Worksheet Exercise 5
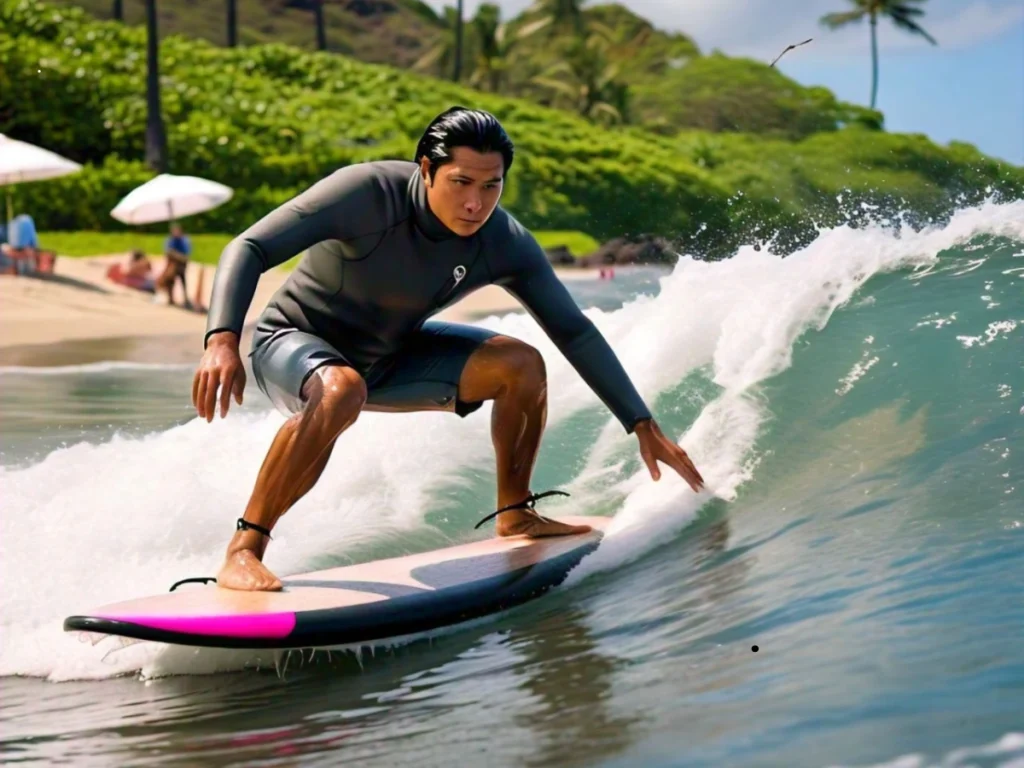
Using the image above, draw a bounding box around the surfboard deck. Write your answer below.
[63,516,607,650]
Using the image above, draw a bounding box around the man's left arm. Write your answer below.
[494,227,704,491]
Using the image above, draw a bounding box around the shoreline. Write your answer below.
[0,253,599,367]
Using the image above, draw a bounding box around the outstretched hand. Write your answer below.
[634,418,705,493]
[192,331,246,421]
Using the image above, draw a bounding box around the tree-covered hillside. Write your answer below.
[2,0,1020,259]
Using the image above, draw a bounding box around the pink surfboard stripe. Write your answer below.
[98,612,297,638]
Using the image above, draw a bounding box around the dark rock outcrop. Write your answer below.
[545,234,678,268]
[544,245,576,266]
[581,234,677,266]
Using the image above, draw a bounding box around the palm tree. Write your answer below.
[144,0,167,172]
[519,0,587,39]
[313,0,327,51]
[820,0,936,108]
[284,0,328,51]
[532,36,629,123]
[226,0,238,47]
[412,6,462,81]
[468,4,518,92]
[586,17,653,68]
[453,0,463,81]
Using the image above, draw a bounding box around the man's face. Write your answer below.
[170,224,182,237]
[421,147,504,237]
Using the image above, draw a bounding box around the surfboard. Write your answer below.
[63,516,607,650]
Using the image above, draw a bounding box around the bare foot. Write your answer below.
[216,549,283,591]
[496,511,592,538]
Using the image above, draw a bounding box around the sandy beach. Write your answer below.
[0,253,595,366]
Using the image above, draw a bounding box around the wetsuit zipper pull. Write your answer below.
[444,265,466,298]
[452,265,466,289]
[432,265,468,312]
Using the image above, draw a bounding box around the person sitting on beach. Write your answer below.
[192,106,705,591]
[0,214,56,276]
[107,249,155,292]
[126,249,153,281]
[0,221,11,275]
[154,222,193,307]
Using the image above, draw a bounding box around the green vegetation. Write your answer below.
[532,230,601,256]
[0,0,736,251]
[2,0,1021,262]
[38,229,596,266]
[638,53,884,138]
[48,0,884,137]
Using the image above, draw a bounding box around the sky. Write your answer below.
[423,0,1024,165]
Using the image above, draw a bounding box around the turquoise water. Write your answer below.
[1,204,1022,767]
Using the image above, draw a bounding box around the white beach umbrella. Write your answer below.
[0,133,83,222]
[110,173,234,225]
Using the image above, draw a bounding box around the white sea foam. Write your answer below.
[0,361,193,376]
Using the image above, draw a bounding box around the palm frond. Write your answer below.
[595,63,620,88]
[820,9,867,28]
[589,102,622,122]
[586,20,618,42]
[536,60,573,78]
[891,6,925,17]
[891,15,937,44]
[412,43,447,71]
[515,17,551,38]
[627,27,653,49]
[531,76,579,98]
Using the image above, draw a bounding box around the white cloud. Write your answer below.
[421,0,1024,62]
[931,0,1024,47]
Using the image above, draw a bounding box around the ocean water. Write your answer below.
[0,203,1022,767]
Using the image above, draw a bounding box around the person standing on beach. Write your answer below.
[192,106,705,591]
[155,222,192,307]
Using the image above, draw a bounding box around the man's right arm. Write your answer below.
[203,165,378,348]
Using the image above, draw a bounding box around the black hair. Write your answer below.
[414,106,514,181]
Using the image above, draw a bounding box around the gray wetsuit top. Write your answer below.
[205,160,652,433]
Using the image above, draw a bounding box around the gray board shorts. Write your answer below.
[249,321,498,419]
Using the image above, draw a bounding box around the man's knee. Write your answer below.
[487,338,547,392]
[303,364,367,430]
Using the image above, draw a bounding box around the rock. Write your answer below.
[544,244,576,266]
[579,234,677,267]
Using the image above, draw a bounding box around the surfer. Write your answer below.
[192,106,705,591]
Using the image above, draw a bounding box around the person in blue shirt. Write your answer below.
[9,214,39,250]
[1,214,41,275]
[156,222,192,307]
